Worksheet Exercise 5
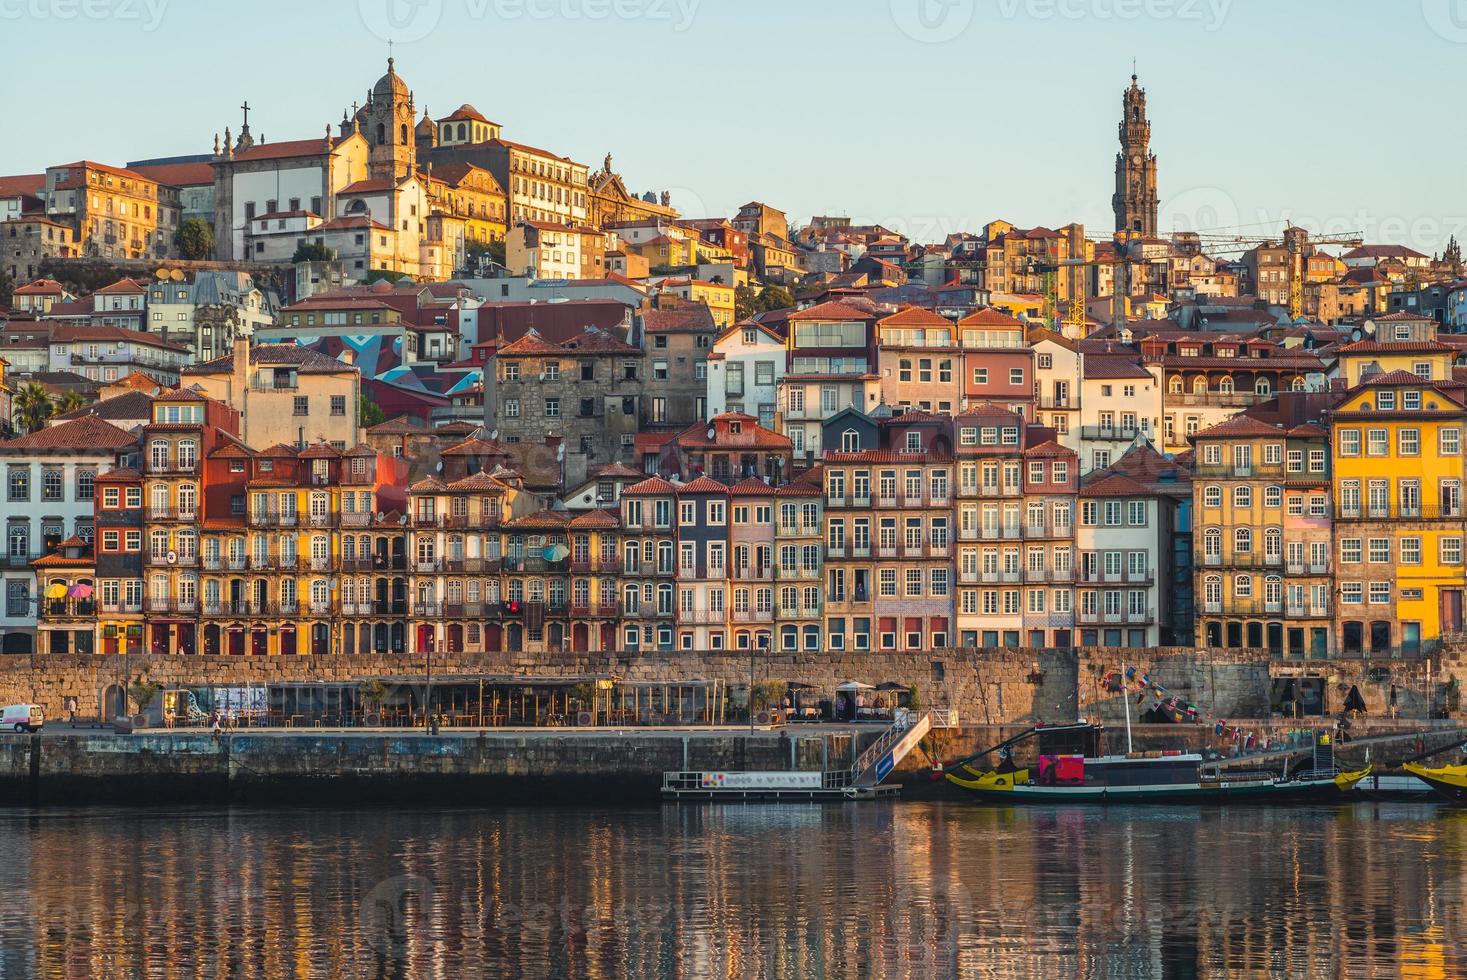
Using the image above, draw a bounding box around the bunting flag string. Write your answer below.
[1099,665,1276,751]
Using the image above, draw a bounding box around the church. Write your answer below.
[211,59,466,281]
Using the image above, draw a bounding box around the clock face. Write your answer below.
[1132,154,1142,166]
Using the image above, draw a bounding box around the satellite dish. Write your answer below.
[154,268,170,280]
[327,578,337,589]
[167,551,178,564]
[375,512,385,522]
[170,269,185,282]
[398,515,408,525]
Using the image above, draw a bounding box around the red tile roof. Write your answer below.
[787,301,875,321]
[0,416,137,452]
[643,305,716,334]
[129,162,215,187]
[1078,473,1152,498]
[878,306,952,327]
[730,477,777,496]
[569,508,620,529]
[0,174,44,198]
[957,307,1025,328]
[623,476,678,496]
[678,476,729,495]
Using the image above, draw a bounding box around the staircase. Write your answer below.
[850,711,934,789]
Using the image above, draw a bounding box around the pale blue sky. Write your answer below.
[4,0,1465,251]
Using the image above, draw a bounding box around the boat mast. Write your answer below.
[1122,663,1134,755]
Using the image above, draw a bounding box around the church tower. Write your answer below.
[1113,73,1158,239]
[361,57,417,180]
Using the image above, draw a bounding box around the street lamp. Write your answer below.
[748,632,770,733]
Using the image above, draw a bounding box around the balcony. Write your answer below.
[305,511,337,528]
[679,608,725,626]
[1335,505,1461,522]
[145,550,198,568]
[731,608,771,623]
[1198,552,1282,570]
[1169,392,1262,409]
[144,459,197,476]
[1286,604,1332,618]
[144,507,196,522]
[1192,462,1287,479]
[978,526,1025,541]
[248,510,300,528]
[733,566,773,581]
[1024,568,1075,584]
[307,557,333,572]
[1076,567,1153,584]
[1079,426,1145,443]
[443,513,502,530]
[340,511,372,528]
[1077,607,1155,626]
[42,599,97,619]
[413,601,443,617]
[144,596,199,615]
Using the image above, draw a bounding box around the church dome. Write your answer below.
[415,108,435,137]
[372,57,410,101]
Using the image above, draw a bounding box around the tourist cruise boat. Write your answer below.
[1402,761,1467,801]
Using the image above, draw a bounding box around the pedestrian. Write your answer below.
[64,696,77,726]
[211,709,222,740]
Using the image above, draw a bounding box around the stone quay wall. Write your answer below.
[2,646,1463,727]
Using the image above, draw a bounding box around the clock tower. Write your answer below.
[1113,73,1158,239]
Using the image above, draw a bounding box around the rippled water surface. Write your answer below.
[0,801,1462,978]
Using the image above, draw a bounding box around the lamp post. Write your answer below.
[748,633,770,733]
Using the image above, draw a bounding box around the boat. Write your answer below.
[944,723,1371,804]
[1402,761,1467,801]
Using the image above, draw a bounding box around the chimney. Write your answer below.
[233,325,252,440]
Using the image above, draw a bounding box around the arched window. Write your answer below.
[375,123,386,145]
[841,429,860,452]
[1218,377,1235,394]
[457,123,466,141]
[400,124,408,145]
[1204,575,1221,604]
[1192,376,1207,394]
[1255,378,1272,396]
[1292,376,1306,391]
[1169,377,1183,394]
[1265,575,1282,606]
[1203,527,1221,556]
[1264,528,1282,560]
[1235,527,1252,553]
[1203,485,1222,508]
[1234,574,1253,598]
[1233,485,1252,508]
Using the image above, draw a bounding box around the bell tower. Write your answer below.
[362,57,417,180]
[1113,72,1158,239]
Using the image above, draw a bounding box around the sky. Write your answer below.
[4,0,1466,253]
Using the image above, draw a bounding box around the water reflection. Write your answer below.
[0,803,1461,978]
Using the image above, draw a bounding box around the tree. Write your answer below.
[292,241,336,263]
[756,284,794,312]
[360,396,386,428]
[735,283,759,322]
[173,218,215,260]
[128,677,161,716]
[13,382,55,434]
[0,268,12,308]
[53,390,87,415]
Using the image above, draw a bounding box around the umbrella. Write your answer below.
[544,544,570,561]
[69,583,93,599]
[875,681,908,692]
[836,681,875,692]
[44,583,68,599]
[785,682,814,690]
[1343,685,1368,713]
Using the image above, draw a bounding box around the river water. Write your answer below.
[0,801,1461,979]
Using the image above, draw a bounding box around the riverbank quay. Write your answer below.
[5,645,1467,730]
[2,719,1461,805]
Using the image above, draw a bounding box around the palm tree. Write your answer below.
[13,382,54,434]
[53,390,87,415]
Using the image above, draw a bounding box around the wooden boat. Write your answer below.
[1402,761,1467,802]
[945,723,1371,804]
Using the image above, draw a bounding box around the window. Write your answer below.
[1399,429,1420,456]
[1401,537,1422,565]
[7,468,28,501]
[1368,538,1390,563]
[972,368,988,385]
[1340,538,1361,564]
[1442,537,1463,565]
[330,396,346,416]
[1340,582,1362,605]
[293,396,308,416]
[1445,428,1463,456]
[1233,486,1252,509]
[41,469,63,501]
[1009,368,1023,385]
[1368,582,1391,605]
[1366,429,1388,456]
[1203,486,1221,508]
[545,398,560,419]
[1339,429,1360,456]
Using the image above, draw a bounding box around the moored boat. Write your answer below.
[945,723,1370,804]
[1402,762,1467,802]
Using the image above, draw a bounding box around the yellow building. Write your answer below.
[1333,311,1456,387]
[1330,371,1467,656]
[1193,415,1334,657]
[651,277,735,328]
[43,160,180,261]
[426,162,507,245]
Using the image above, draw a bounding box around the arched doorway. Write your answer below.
[417,624,435,653]
[572,623,589,652]
[101,684,126,723]
[204,624,221,656]
[548,622,564,650]
[312,623,331,656]
[599,623,616,652]
[486,623,503,652]
[507,624,523,652]
[279,625,297,656]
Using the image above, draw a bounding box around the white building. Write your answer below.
[506,221,594,279]
[1030,330,1083,454]
[1076,473,1165,648]
[47,325,190,386]
[707,322,784,427]
[1078,356,1162,474]
[0,416,138,654]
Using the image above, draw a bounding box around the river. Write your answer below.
[0,801,1461,978]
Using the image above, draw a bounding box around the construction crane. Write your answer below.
[1191,227,1364,322]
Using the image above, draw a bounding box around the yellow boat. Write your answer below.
[1403,762,1467,802]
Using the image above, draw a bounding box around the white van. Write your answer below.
[1,704,43,733]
